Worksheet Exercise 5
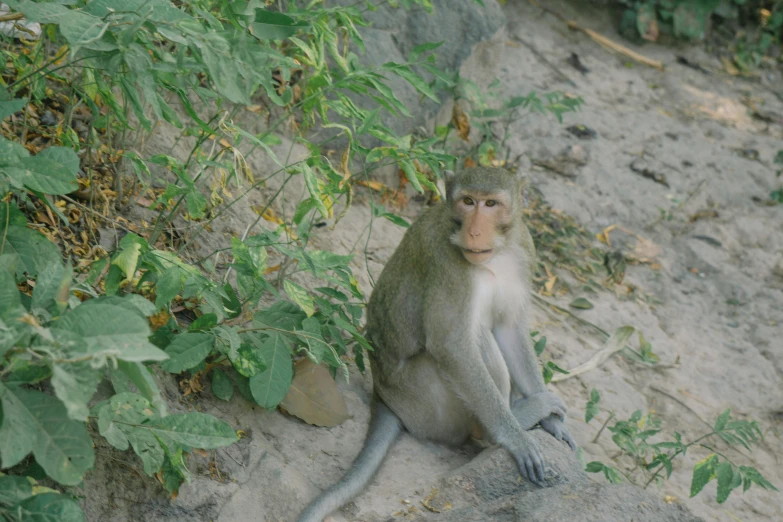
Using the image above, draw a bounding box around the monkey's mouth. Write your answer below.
[463,248,493,255]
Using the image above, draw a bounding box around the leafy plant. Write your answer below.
[619,0,783,54]
[1,0,586,517]
[584,397,778,504]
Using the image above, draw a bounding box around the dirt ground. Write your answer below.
[81,1,783,521]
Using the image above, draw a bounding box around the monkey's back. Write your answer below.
[365,204,461,377]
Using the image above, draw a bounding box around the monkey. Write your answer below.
[296,167,576,522]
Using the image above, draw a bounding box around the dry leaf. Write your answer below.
[280,359,350,427]
[339,146,351,189]
[463,157,477,168]
[720,56,739,76]
[451,102,470,142]
[632,236,660,262]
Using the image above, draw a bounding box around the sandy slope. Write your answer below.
[82,1,783,521]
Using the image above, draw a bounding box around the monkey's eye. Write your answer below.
[485,199,497,207]
[462,197,474,206]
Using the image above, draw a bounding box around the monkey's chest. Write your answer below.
[471,257,527,327]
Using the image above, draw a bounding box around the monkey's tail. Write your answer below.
[297,399,402,522]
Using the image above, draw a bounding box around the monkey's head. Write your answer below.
[444,167,524,265]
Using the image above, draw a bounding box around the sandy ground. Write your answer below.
[82,1,783,521]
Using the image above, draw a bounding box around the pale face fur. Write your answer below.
[449,189,513,265]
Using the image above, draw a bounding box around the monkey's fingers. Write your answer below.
[562,431,577,451]
[518,452,546,486]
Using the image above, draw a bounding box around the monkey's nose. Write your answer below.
[469,230,481,238]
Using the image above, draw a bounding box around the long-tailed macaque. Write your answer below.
[297,167,575,522]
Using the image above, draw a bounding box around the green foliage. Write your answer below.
[529,333,569,384]
[619,0,783,68]
[585,397,777,504]
[585,388,600,423]
[1,0,588,516]
[0,475,85,522]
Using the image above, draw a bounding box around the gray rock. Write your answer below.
[417,482,703,522]
[411,429,702,522]
[329,0,505,137]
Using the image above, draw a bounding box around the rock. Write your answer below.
[416,482,703,522]
[330,0,505,138]
[530,140,590,178]
[410,427,702,522]
[426,430,588,513]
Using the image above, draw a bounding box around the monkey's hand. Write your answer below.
[539,414,577,451]
[507,430,546,485]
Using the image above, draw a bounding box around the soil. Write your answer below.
[80,1,783,521]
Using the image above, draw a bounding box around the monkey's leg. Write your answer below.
[375,354,474,446]
[296,399,402,522]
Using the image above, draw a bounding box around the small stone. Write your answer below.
[41,110,57,126]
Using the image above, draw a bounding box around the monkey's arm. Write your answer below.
[493,323,547,397]
[494,324,577,450]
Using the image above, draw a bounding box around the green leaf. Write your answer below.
[690,453,718,497]
[301,164,329,218]
[249,9,309,40]
[0,474,33,506]
[248,333,293,409]
[283,280,315,317]
[55,304,168,363]
[13,491,86,522]
[546,361,569,375]
[31,260,70,314]
[1,225,61,278]
[145,412,238,449]
[112,242,142,280]
[315,287,348,302]
[5,157,78,195]
[399,159,423,193]
[155,267,183,309]
[116,360,167,416]
[0,269,24,323]
[185,190,208,219]
[160,333,214,374]
[230,341,266,377]
[51,362,103,421]
[569,297,594,309]
[383,62,438,102]
[189,313,218,332]
[716,461,736,503]
[585,388,600,423]
[370,202,409,228]
[212,368,234,401]
[0,98,26,121]
[37,146,80,175]
[533,336,547,355]
[714,408,731,432]
[0,384,95,485]
[410,41,444,61]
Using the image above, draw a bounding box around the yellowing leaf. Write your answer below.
[452,102,470,142]
[283,280,314,317]
[280,359,349,427]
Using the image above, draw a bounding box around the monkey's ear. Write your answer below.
[443,170,455,181]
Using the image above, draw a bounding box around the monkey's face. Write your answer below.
[450,190,512,265]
